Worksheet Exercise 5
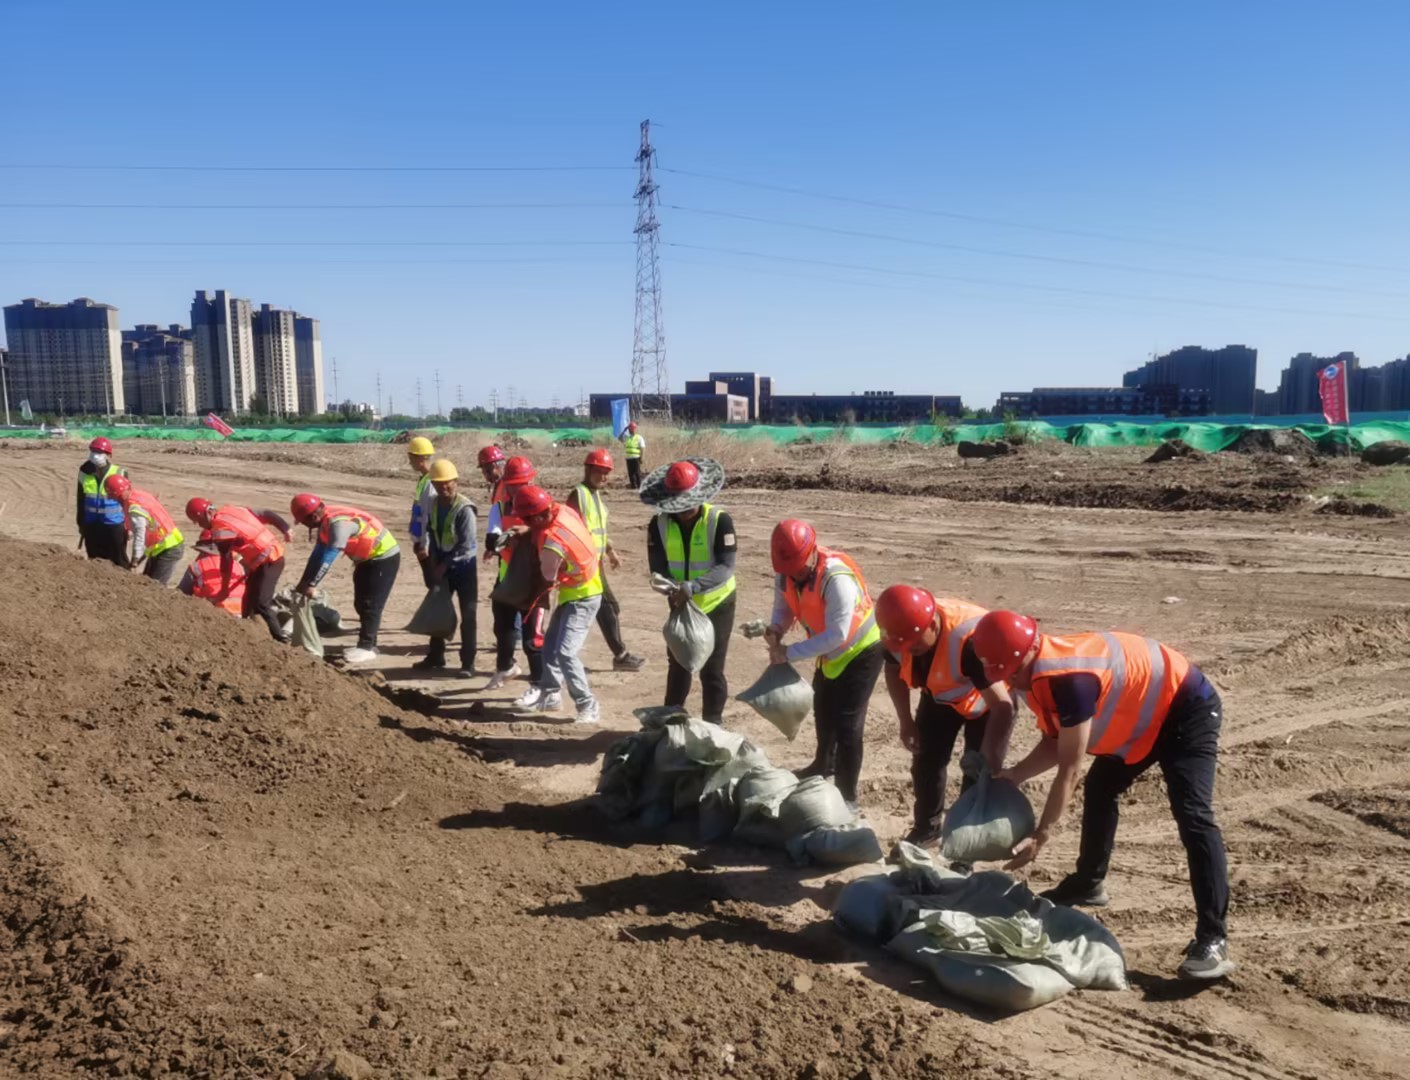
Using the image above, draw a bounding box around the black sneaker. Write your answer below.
[1040,874,1110,908]
[412,656,446,671]
[902,825,941,847]
[1177,938,1236,981]
[612,652,647,672]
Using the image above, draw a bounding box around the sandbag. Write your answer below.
[778,775,854,836]
[940,752,1036,864]
[311,598,342,632]
[887,924,1073,1012]
[489,539,549,610]
[787,823,884,867]
[663,601,715,673]
[288,595,324,659]
[736,663,812,739]
[405,583,458,637]
[833,873,915,942]
[733,766,800,845]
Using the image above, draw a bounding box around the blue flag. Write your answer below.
[611,398,631,439]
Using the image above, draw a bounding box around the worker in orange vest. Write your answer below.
[501,485,603,723]
[179,530,247,616]
[186,497,293,641]
[290,493,401,664]
[104,474,185,586]
[874,585,1016,847]
[974,610,1233,982]
[766,519,885,812]
[483,455,544,691]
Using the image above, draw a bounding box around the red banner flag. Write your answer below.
[1318,361,1350,426]
[203,412,235,437]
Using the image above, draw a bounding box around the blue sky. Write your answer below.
[4,0,1408,413]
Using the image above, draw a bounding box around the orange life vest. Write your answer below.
[210,506,284,567]
[897,597,991,718]
[319,504,394,562]
[1024,631,1192,763]
[126,488,179,550]
[533,504,600,589]
[188,550,246,615]
[781,545,879,676]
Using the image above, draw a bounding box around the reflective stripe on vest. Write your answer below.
[431,494,468,553]
[410,473,432,540]
[574,484,609,555]
[657,503,736,614]
[128,489,183,556]
[1028,631,1190,763]
[539,504,602,602]
[211,506,284,567]
[901,598,991,718]
[623,433,644,458]
[80,465,126,525]
[190,553,245,615]
[495,498,520,582]
[782,547,881,679]
[321,504,398,562]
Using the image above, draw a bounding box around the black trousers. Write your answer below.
[352,551,400,649]
[243,557,286,640]
[143,545,184,587]
[595,565,627,658]
[805,642,885,804]
[626,458,642,488]
[664,594,735,722]
[1074,679,1230,943]
[493,598,546,682]
[911,697,986,833]
[82,523,128,567]
[427,558,478,667]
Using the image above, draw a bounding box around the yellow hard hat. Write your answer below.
[428,459,459,482]
[408,436,435,456]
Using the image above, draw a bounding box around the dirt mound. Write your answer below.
[1144,439,1205,464]
[1225,427,1323,457]
[1215,613,1410,683]
[1360,440,1410,466]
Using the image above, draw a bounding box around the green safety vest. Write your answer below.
[623,433,644,459]
[431,494,469,553]
[131,504,184,558]
[410,473,432,541]
[80,465,127,525]
[574,483,609,555]
[657,503,736,614]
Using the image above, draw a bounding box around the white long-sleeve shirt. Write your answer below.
[770,571,860,664]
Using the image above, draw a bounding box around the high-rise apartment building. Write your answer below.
[2,297,124,415]
[293,314,324,416]
[121,324,197,417]
[251,303,300,416]
[191,290,256,415]
[1122,345,1257,416]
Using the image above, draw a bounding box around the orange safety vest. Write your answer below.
[126,488,179,550]
[533,504,600,589]
[210,506,284,568]
[319,504,394,562]
[897,597,991,719]
[188,550,246,615]
[1024,631,1192,763]
[781,546,880,678]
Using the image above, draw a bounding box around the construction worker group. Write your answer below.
[75,431,1233,982]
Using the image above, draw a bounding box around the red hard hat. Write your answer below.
[103,473,132,500]
[290,492,324,525]
[585,448,614,471]
[89,437,113,454]
[478,445,506,467]
[876,585,938,651]
[770,519,817,575]
[971,610,1039,682]
[185,497,213,524]
[627,422,637,432]
[513,484,553,519]
[502,456,537,487]
[664,461,699,493]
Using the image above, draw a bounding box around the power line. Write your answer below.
[0,239,629,248]
[0,163,631,173]
[0,201,630,210]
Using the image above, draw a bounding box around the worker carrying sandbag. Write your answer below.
[642,459,736,726]
[178,530,246,616]
[186,497,293,642]
[974,610,1234,982]
[483,455,547,691]
[765,519,885,814]
[413,459,479,676]
[874,586,1017,848]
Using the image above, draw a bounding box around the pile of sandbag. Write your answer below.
[597,707,884,867]
[834,843,1127,1012]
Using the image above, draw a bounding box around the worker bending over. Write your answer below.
[566,449,646,672]
[76,437,127,566]
[974,610,1234,982]
[767,520,884,812]
[483,455,544,691]
[104,474,185,586]
[185,498,292,641]
[415,459,479,676]
[179,530,246,615]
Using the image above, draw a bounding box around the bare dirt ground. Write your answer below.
[1,436,1408,1080]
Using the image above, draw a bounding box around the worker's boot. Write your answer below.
[413,648,446,671]
[612,652,647,672]
[485,664,521,691]
[1177,938,1236,981]
[1040,874,1110,908]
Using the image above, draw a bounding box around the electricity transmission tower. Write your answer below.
[630,119,670,420]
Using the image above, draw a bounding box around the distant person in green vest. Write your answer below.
[76,437,128,566]
[415,459,479,676]
[642,458,736,725]
[405,435,437,585]
[565,448,646,673]
[104,474,185,586]
[622,422,646,489]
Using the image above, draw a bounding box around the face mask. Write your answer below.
[89,452,109,468]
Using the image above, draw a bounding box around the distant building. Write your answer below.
[250,304,300,416]
[2,297,124,415]
[1275,352,1358,415]
[589,392,748,423]
[996,385,1210,418]
[1122,345,1256,415]
[121,324,197,417]
[293,314,324,416]
[768,390,962,423]
[1359,355,1410,412]
[191,290,257,415]
[704,371,772,421]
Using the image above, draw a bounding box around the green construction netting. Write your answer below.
[5,421,1408,452]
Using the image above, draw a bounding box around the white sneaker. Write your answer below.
[514,686,544,709]
[574,700,601,725]
[485,664,521,691]
[343,646,378,664]
[534,691,563,713]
